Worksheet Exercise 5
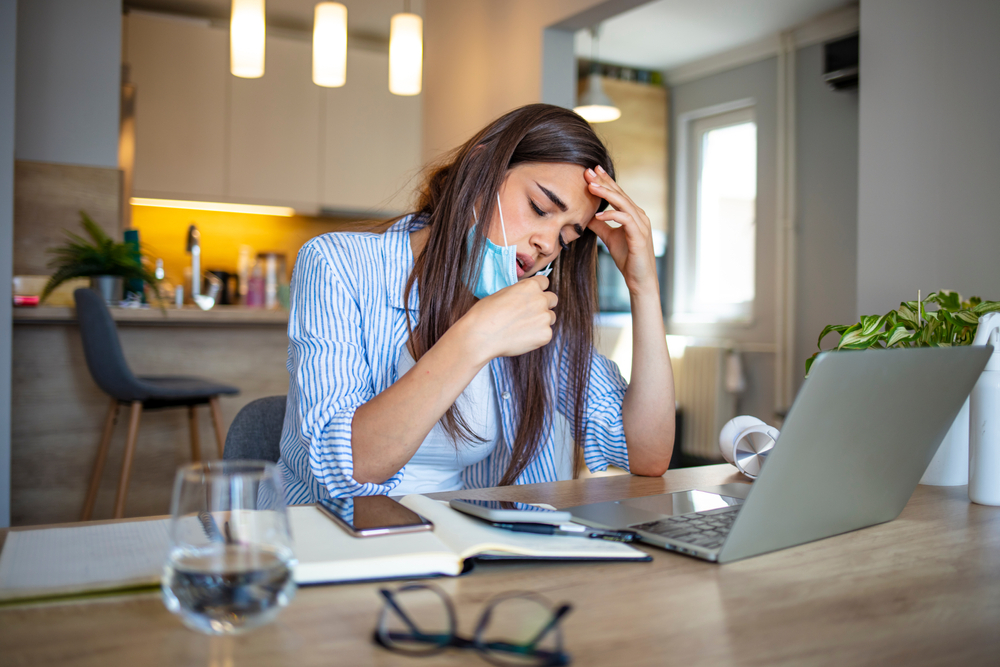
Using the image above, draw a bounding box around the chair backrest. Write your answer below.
[224,395,287,463]
[74,287,145,401]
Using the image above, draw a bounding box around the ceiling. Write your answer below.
[574,0,852,71]
[125,0,424,40]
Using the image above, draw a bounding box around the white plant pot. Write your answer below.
[920,397,970,486]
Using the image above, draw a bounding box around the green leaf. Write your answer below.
[885,325,917,347]
[859,314,887,336]
[973,301,1000,316]
[805,353,818,377]
[816,323,852,350]
[896,304,919,327]
[956,310,980,324]
[927,290,961,311]
[837,329,884,349]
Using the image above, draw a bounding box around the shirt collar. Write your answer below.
[386,215,420,312]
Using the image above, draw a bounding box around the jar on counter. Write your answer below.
[248,252,288,310]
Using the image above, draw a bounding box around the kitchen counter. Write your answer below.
[12,304,289,326]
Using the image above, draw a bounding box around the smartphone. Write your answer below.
[449,499,574,525]
[316,496,433,537]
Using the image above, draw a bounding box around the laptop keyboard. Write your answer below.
[629,506,740,551]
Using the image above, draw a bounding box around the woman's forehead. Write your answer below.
[506,162,601,216]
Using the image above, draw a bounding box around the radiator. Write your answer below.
[673,346,738,460]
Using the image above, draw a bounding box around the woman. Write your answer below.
[277,104,674,503]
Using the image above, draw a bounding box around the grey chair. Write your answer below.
[74,288,239,520]
[223,395,287,463]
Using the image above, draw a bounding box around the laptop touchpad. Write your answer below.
[621,490,743,516]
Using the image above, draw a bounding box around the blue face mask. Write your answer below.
[466,193,552,299]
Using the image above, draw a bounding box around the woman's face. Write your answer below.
[486,162,602,279]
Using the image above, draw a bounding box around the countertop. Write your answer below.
[11,305,289,326]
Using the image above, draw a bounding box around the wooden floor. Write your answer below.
[1,465,998,666]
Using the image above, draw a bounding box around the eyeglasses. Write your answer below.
[373,583,573,666]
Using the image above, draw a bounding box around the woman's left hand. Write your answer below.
[585,166,659,297]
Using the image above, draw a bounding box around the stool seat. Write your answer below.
[73,288,241,520]
[133,376,239,409]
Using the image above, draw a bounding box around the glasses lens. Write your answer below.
[475,594,567,666]
[378,585,453,655]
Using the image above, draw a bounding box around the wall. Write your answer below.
[130,205,362,287]
[14,0,121,169]
[421,0,605,161]
[793,42,858,389]
[858,0,1000,315]
[1,0,18,528]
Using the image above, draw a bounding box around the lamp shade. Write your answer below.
[231,0,266,78]
[389,13,422,96]
[313,2,347,87]
[573,73,621,123]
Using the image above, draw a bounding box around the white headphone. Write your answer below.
[719,416,781,479]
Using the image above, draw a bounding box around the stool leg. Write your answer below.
[81,399,119,521]
[209,396,226,459]
[113,401,143,519]
[188,406,202,462]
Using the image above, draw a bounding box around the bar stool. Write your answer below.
[74,288,239,520]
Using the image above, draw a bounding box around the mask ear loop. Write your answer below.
[495,192,509,247]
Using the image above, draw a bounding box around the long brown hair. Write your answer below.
[404,104,615,485]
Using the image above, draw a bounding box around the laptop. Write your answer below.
[566,346,992,563]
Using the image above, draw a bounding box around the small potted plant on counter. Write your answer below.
[806,291,1000,486]
[41,211,161,305]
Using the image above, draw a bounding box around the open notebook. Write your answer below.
[294,494,649,584]
[0,495,648,603]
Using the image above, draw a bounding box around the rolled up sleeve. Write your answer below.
[285,241,403,498]
[555,339,630,473]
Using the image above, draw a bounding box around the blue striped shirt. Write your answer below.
[276,217,630,504]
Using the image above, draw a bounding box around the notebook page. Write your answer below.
[288,505,462,584]
[0,519,170,601]
[400,495,648,561]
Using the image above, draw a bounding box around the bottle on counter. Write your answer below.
[245,262,265,308]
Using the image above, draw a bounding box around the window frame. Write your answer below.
[672,99,758,327]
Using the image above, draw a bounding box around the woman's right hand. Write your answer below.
[459,276,558,360]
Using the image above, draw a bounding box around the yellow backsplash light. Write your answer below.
[131,204,362,289]
[131,197,296,217]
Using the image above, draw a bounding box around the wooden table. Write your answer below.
[2,464,999,666]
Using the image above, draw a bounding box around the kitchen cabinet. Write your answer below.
[322,49,421,215]
[229,34,321,210]
[127,13,422,216]
[128,13,228,200]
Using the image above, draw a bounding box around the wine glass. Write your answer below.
[161,460,296,635]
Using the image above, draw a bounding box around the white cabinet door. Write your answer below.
[322,49,422,216]
[128,13,227,200]
[229,34,321,211]
[128,14,422,215]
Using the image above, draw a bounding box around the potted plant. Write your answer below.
[41,211,161,305]
[807,291,1000,486]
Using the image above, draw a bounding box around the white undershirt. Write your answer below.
[392,345,501,495]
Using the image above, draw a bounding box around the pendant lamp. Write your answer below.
[313,2,347,87]
[573,27,620,123]
[231,0,266,78]
[574,73,621,123]
[389,7,422,96]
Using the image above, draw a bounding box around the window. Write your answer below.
[673,104,757,324]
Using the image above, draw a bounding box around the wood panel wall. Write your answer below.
[586,77,669,235]
[14,160,121,276]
